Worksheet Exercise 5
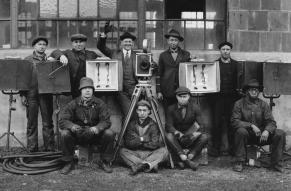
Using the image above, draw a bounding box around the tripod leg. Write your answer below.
[145,88,174,168]
[111,86,142,164]
[10,133,29,152]
[55,95,61,151]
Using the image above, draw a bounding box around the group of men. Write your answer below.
[20,27,286,175]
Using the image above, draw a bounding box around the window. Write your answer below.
[0,0,11,48]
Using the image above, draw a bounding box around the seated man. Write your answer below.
[231,79,286,172]
[120,100,168,176]
[165,87,208,170]
[59,77,115,174]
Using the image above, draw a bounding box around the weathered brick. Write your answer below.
[240,0,260,10]
[261,0,281,10]
[228,0,239,10]
[281,0,291,10]
[282,33,291,52]
[229,11,248,30]
[269,12,289,32]
[239,31,260,51]
[260,32,282,51]
[248,11,268,31]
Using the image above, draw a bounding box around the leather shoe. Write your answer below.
[176,161,185,170]
[98,161,113,173]
[184,160,199,171]
[233,162,243,172]
[129,163,147,176]
[60,162,75,175]
[271,164,283,173]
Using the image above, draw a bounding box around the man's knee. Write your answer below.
[103,129,116,139]
[273,129,286,140]
[166,133,176,142]
[235,128,249,138]
[60,129,73,138]
[199,133,209,144]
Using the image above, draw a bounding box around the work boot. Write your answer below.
[176,161,185,170]
[60,161,75,175]
[270,164,283,173]
[129,163,148,176]
[98,161,113,173]
[233,162,243,172]
[184,160,199,171]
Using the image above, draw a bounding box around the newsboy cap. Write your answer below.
[136,100,151,110]
[79,77,94,90]
[218,41,233,49]
[32,36,48,46]
[242,79,263,92]
[175,86,191,95]
[71,33,87,42]
[120,32,136,41]
[164,29,184,41]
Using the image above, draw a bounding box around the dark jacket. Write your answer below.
[97,36,138,96]
[166,98,205,134]
[157,47,190,98]
[217,57,242,95]
[59,96,111,131]
[50,49,102,98]
[124,117,163,151]
[231,96,276,133]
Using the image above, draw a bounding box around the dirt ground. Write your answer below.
[0,148,290,191]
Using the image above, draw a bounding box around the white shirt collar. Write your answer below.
[123,49,131,57]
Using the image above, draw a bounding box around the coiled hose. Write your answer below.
[1,151,66,175]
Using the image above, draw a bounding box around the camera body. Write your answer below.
[135,53,153,77]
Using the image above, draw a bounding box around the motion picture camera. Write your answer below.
[135,39,154,77]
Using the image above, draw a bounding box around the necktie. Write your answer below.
[125,51,130,63]
[180,107,186,119]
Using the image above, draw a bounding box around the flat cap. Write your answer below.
[218,41,233,49]
[242,79,263,92]
[32,36,48,46]
[120,32,136,41]
[136,100,151,110]
[175,86,191,95]
[79,77,94,90]
[71,33,87,42]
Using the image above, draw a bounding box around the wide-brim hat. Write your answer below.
[120,32,136,41]
[164,29,184,41]
[136,100,151,110]
[242,79,263,92]
[175,86,191,95]
[218,41,233,49]
[32,36,48,46]
[71,33,87,42]
[79,77,94,90]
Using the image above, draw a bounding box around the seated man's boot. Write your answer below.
[176,161,185,170]
[184,159,199,171]
[129,163,148,176]
[98,160,113,173]
[270,163,283,173]
[60,161,75,175]
[233,161,243,172]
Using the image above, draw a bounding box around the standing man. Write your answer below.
[157,29,191,110]
[210,41,242,156]
[165,87,208,170]
[231,79,286,172]
[21,36,61,152]
[120,100,168,176]
[50,34,106,98]
[97,30,138,116]
[59,77,115,175]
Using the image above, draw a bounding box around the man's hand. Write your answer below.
[71,125,82,133]
[260,130,269,143]
[20,96,28,107]
[192,132,202,138]
[140,136,150,143]
[96,56,110,60]
[174,130,184,139]
[104,21,113,34]
[157,92,163,101]
[251,124,261,136]
[47,57,56,61]
[90,126,100,135]
[59,55,68,66]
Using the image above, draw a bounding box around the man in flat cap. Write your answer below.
[50,33,107,98]
[59,77,115,175]
[20,36,63,152]
[209,41,242,156]
[157,29,191,111]
[97,27,138,117]
[165,87,208,170]
[120,100,168,176]
[231,79,286,172]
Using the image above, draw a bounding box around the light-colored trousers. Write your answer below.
[120,147,168,171]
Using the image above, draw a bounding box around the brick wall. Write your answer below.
[228,0,291,52]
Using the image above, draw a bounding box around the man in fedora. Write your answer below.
[97,29,138,117]
[156,29,191,110]
[209,41,242,156]
[165,87,208,171]
[231,79,286,172]
[59,77,115,174]
[50,34,107,98]
[120,100,168,176]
